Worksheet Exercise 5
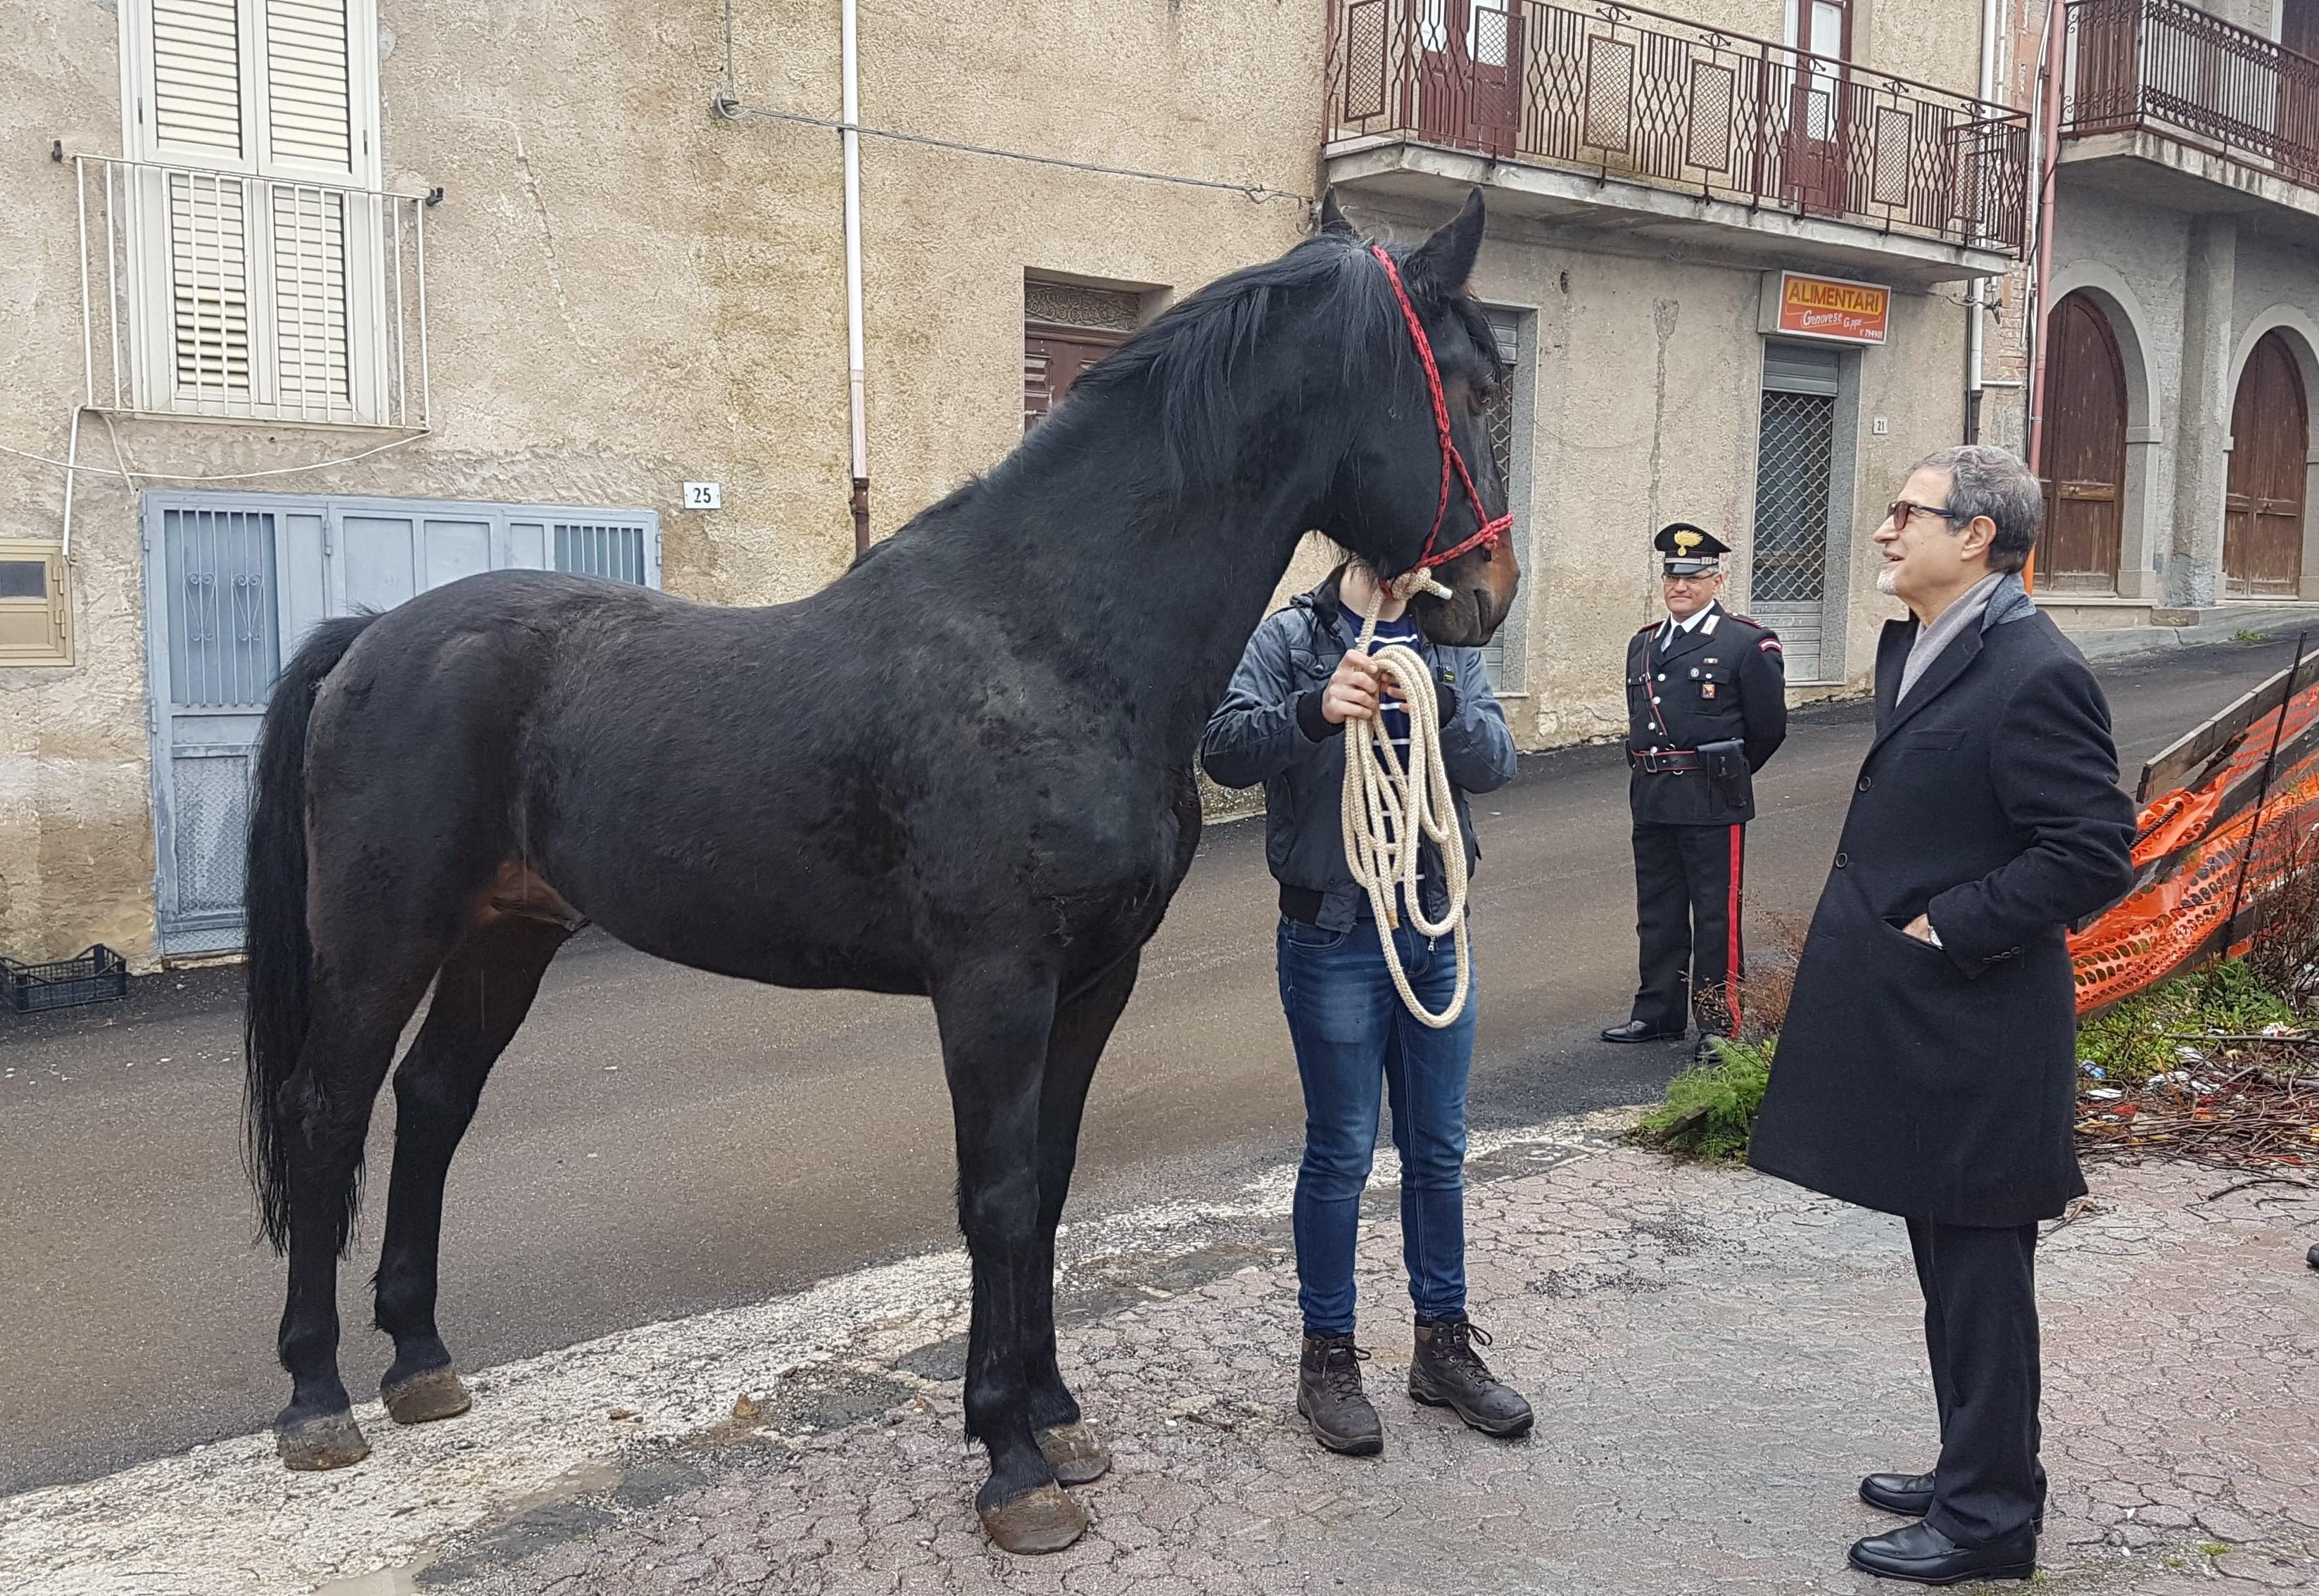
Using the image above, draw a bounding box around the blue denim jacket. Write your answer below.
[1199,576,1517,932]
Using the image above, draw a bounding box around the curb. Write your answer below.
[2063,606,2319,664]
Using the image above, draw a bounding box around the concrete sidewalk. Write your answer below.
[412,1127,2317,1596]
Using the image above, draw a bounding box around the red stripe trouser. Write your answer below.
[1626,821,1746,1037]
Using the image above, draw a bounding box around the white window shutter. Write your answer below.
[168,171,253,395]
[261,0,353,171]
[270,186,351,404]
[150,0,246,156]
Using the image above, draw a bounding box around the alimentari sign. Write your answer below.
[1769,272,1891,344]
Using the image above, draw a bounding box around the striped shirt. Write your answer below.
[1359,612,1424,920]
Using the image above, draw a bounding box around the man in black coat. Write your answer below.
[1749,445,2137,1585]
[1601,524,1787,1051]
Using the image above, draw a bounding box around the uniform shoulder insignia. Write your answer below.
[1759,637,1783,652]
[1724,612,1767,628]
[1635,621,1658,635]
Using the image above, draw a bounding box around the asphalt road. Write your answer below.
[0,635,2292,1497]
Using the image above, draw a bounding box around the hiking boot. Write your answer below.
[1408,1317,1534,1438]
[1297,1332,1383,1456]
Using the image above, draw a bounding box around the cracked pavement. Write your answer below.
[402,1131,2318,1596]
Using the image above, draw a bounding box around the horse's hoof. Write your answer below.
[978,1482,1090,1554]
[1034,1421,1111,1486]
[382,1366,473,1426]
[276,1411,371,1471]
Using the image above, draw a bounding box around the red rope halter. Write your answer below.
[1370,243,1513,574]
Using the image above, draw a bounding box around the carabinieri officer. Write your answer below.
[1601,523,1788,1051]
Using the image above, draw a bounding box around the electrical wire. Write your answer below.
[0,424,425,483]
[715,97,1312,208]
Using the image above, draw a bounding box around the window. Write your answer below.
[1479,306,1527,694]
[0,542,72,666]
[117,0,395,424]
[1750,342,1856,684]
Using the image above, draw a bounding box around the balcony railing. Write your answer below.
[2061,0,2319,187]
[1326,0,2030,254]
[73,155,432,429]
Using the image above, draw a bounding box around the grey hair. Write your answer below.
[1913,445,2042,574]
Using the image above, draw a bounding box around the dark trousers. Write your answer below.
[1629,821,1745,1035]
[1907,1217,2047,1545]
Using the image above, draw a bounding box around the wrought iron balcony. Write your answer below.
[72,154,431,429]
[1325,0,2030,257]
[2061,0,2319,190]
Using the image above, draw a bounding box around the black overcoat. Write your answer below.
[1747,579,2137,1227]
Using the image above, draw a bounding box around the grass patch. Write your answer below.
[2078,959,2296,1087]
[2235,628,2267,643]
[1629,1039,1773,1163]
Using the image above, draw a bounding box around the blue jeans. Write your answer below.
[1276,915,1475,1337]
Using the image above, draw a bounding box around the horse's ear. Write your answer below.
[1317,189,1356,237]
[1405,189,1486,298]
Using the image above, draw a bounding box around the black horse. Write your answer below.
[241,190,1518,1552]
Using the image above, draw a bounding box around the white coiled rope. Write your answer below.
[1340,573,1472,1028]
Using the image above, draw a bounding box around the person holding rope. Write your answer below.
[1201,555,1532,1458]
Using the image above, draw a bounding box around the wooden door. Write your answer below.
[2036,292,2128,593]
[1413,1,1519,155]
[2225,332,2311,597]
[1786,0,1852,216]
[1023,325,1125,433]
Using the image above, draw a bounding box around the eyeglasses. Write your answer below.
[1662,571,1719,584]
[1886,499,1969,528]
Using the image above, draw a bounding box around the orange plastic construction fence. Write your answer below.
[2071,683,2319,1012]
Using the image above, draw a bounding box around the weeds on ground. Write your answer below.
[2079,959,2297,1087]
[2235,628,2267,643]
[1636,917,1803,1163]
[1630,1039,1774,1162]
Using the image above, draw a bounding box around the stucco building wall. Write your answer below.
[0,0,1318,963]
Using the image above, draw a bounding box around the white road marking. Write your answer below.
[0,1113,1627,1595]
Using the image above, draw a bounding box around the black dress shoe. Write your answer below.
[1859,1471,1935,1518]
[1600,1020,1683,1044]
[1847,1521,2035,1585]
[1861,1473,2044,1533]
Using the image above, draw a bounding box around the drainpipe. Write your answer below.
[841,0,871,556]
[2024,0,2064,482]
[1965,0,2001,442]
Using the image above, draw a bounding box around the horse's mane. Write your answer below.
[1005,230,1417,494]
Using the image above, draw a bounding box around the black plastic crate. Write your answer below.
[1,944,129,1014]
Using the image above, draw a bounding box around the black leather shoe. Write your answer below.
[1600,1020,1683,1044]
[2307,1241,2318,1270]
[1847,1521,2035,1585]
[1297,1334,1383,1456]
[1859,1472,1935,1518]
[1861,1473,2043,1533]
[1408,1317,1534,1437]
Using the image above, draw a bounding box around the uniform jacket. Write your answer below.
[1625,603,1788,825]
[1747,576,2138,1227]
[1199,576,1517,932]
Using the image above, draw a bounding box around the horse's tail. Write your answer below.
[244,614,377,1254]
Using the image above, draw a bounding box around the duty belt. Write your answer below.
[1629,748,1703,774]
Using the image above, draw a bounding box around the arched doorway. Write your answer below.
[2224,332,2311,597]
[2037,291,2128,593]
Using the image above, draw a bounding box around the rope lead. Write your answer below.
[1341,573,1473,1029]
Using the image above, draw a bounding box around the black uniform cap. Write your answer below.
[1655,521,1731,576]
